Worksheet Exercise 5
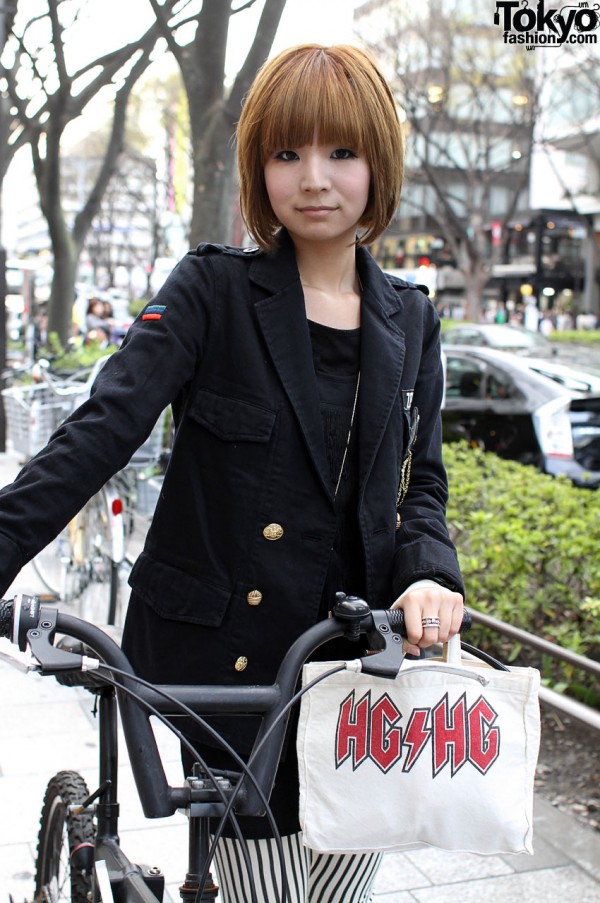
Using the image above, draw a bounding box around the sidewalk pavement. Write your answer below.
[1,448,600,902]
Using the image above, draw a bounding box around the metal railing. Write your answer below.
[470,609,600,732]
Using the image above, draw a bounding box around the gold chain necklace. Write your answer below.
[334,371,360,499]
[306,270,362,499]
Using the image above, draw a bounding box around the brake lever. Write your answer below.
[333,594,471,680]
[0,639,41,673]
[332,594,405,679]
[360,609,406,679]
[26,606,90,674]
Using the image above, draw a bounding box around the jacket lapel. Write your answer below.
[249,235,407,504]
[250,237,334,501]
[356,249,407,497]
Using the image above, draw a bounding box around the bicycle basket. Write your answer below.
[2,385,76,459]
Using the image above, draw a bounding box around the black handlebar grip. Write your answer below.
[387,609,406,634]
[387,608,471,636]
[0,595,41,650]
[0,598,13,640]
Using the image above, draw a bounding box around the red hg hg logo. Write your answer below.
[335,690,501,777]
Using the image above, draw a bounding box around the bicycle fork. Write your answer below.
[178,815,219,901]
[90,688,219,901]
[90,688,167,901]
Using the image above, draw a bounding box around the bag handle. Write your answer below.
[442,633,462,665]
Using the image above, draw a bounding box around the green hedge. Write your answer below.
[439,318,600,346]
[443,442,600,705]
[549,329,600,345]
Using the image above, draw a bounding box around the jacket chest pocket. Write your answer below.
[188,389,276,443]
[184,388,278,525]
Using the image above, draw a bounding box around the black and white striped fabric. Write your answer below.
[213,832,382,902]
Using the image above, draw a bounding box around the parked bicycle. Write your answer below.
[2,358,169,625]
[30,419,168,626]
[0,592,479,903]
[1,361,93,462]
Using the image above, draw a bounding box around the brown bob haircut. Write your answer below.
[236,44,404,251]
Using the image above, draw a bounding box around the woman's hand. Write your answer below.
[391,582,464,656]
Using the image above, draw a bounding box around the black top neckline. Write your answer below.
[307,319,361,336]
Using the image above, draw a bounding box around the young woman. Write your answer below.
[0,45,464,901]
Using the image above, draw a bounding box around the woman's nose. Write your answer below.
[300,152,330,191]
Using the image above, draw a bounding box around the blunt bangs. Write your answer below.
[258,52,369,162]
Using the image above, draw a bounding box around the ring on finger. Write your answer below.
[421,616,441,629]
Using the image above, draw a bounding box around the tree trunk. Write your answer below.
[159,0,288,247]
[460,259,490,323]
[33,108,78,348]
[463,276,484,324]
[189,108,237,245]
[48,234,79,344]
[8,11,158,350]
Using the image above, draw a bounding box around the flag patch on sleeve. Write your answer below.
[142,305,166,321]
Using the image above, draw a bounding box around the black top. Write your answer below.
[308,319,366,609]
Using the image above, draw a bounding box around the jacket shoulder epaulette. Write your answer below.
[385,273,430,297]
[192,242,262,259]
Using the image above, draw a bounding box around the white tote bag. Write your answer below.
[297,637,540,856]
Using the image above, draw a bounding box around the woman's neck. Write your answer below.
[295,240,359,296]
[295,242,362,329]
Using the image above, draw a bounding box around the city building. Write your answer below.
[354,0,600,323]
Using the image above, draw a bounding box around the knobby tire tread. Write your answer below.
[34,770,94,903]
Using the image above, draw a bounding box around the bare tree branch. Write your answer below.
[144,0,287,243]
[356,1,537,320]
[3,1,162,342]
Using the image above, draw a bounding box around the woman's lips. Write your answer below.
[297,206,337,216]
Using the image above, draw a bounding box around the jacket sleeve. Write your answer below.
[0,252,217,594]
[391,301,464,600]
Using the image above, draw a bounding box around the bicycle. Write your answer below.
[1,365,86,463]
[0,592,479,903]
[15,359,169,625]
[30,423,168,626]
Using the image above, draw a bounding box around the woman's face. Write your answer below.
[263,140,371,248]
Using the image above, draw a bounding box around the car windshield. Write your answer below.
[481,326,548,349]
[528,364,600,394]
[441,324,550,351]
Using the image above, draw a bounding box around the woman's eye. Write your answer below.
[273,150,298,161]
[332,148,358,160]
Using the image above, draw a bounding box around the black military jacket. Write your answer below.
[0,233,463,703]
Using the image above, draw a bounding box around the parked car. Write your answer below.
[441,323,556,357]
[442,346,600,488]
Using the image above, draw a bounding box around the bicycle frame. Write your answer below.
[3,594,469,902]
[89,688,173,902]
[47,606,353,820]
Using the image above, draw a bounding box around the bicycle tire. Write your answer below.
[74,489,122,625]
[34,770,95,903]
[30,526,72,599]
[31,507,98,605]
[32,490,121,623]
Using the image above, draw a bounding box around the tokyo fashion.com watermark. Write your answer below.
[494,0,599,48]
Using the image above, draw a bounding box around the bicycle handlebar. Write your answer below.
[0,592,470,819]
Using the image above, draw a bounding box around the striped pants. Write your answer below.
[213,832,382,903]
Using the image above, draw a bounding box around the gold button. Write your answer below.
[246,590,263,606]
[263,523,284,541]
[396,512,402,530]
[234,656,248,672]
